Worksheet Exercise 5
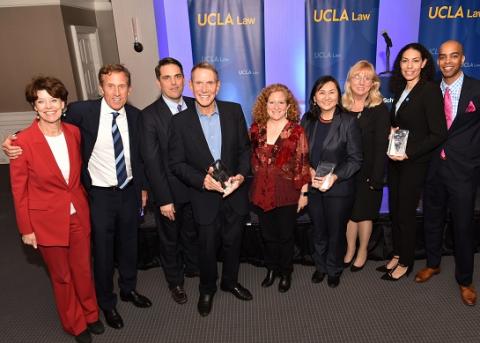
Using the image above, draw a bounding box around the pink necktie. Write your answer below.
[440,88,452,159]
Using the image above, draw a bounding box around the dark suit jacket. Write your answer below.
[302,109,363,197]
[10,121,90,246]
[141,96,195,206]
[353,103,390,190]
[168,100,250,225]
[64,99,144,206]
[428,75,480,181]
[391,80,448,163]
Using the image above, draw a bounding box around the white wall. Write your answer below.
[111,0,160,109]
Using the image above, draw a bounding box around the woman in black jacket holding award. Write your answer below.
[302,76,362,288]
[379,43,447,281]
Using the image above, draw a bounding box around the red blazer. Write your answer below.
[10,120,90,246]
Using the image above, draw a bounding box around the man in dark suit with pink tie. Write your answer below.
[415,40,480,306]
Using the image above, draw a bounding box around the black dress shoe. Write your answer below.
[261,270,277,288]
[311,270,326,283]
[120,290,152,308]
[343,260,353,269]
[197,293,214,317]
[185,270,200,278]
[327,275,340,288]
[278,274,291,293]
[221,283,253,301]
[103,308,124,329]
[74,329,92,343]
[171,285,188,304]
[87,319,105,334]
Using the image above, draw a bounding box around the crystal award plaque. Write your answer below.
[210,159,231,189]
[387,129,409,157]
[315,161,336,191]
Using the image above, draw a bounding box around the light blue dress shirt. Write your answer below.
[196,102,222,161]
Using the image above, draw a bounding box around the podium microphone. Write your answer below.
[379,30,393,75]
[381,31,393,48]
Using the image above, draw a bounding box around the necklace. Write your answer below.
[319,115,333,123]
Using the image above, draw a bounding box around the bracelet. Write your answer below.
[301,192,309,197]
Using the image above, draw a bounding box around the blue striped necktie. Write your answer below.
[112,112,128,189]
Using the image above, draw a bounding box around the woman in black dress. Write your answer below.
[380,43,447,281]
[342,60,390,271]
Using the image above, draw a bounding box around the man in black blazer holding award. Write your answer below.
[141,57,199,305]
[415,40,480,306]
[169,62,252,316]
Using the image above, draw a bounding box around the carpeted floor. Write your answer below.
[1,164,480,343]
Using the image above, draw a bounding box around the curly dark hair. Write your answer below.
[251,83,300,125]
[305,75,343,121]
[389,42,435,95]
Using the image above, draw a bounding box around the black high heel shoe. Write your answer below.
[375,256,399,273]
[381,264,412,281]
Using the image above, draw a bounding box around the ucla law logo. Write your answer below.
[197,12,256,26]
[428,6,480,19]
[313,8,371,22]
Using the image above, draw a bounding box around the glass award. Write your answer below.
[387,129,409,156]
[315,161,336,191]
[210,159,231,189]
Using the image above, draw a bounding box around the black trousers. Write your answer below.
[308,192,353,277]
[388,160,429,267]
[155,201,199,289]
[197,201,245,295]
[258,205,297,275]
[89,184,139,311]
[423,160,477,286]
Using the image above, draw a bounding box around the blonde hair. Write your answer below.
[342,60,383,110]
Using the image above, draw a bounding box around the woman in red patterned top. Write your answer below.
[250,84,311,293]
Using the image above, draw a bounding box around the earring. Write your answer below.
[36,113,40,120]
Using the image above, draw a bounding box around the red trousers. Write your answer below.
[39,214,98,336]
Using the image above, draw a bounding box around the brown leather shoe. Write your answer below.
[459,285,477,306]
[414,267,440,283]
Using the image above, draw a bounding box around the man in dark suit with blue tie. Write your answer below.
[141,57,199,305]
[169,62,253,317]
[415,40,480,306]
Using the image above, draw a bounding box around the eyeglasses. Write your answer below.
[351,74,373,83]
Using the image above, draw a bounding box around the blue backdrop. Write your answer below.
[305,0,380,105]
[419,0,480,79]
[188,0,265,126]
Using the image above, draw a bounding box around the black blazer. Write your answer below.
[168,100,251,225]
[302,109,362,197]
[428,75,480,181]
[141,96,195,206]
[353,103,390,190]
[64,99,144,206]
[391,80,447,163]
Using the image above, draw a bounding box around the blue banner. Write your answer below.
[419,0,480,79]
[188,0,265,126]
[305,0,379,101]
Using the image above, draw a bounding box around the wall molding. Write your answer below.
[0,0,112,11]
[0,111,35,164]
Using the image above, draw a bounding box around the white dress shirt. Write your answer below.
[88,98,133,187]
[44,132,76,214]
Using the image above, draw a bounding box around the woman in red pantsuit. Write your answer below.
[10,77,104,343]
